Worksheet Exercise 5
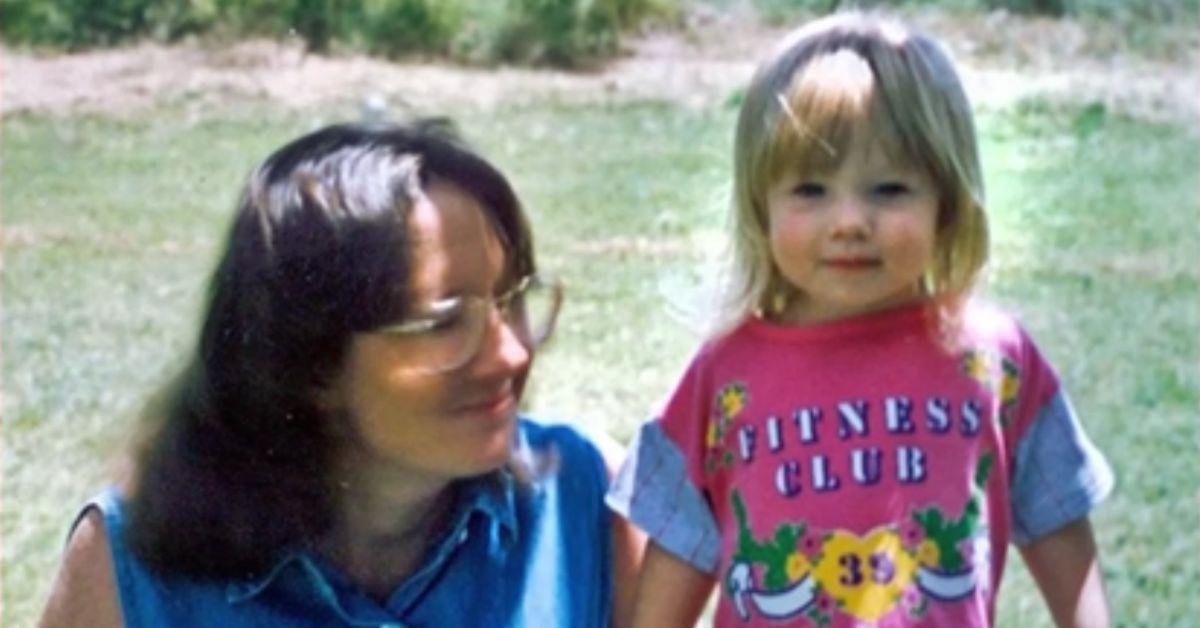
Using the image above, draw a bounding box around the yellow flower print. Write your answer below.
[717,383,748,419]
[916,540,940,568]
[705,420,721,448]
[1000,358,1020,405]
[785,551,812,581]
[961,350,993,385]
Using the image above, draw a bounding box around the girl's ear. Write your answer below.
[937,198,955,229]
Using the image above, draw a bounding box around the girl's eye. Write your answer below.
[791,182,825,198]
[873,182,910,198]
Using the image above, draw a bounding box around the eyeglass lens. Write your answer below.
[389,277,560,374]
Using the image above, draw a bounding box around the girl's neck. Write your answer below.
[773,287,928,326]
[318,456,460,601]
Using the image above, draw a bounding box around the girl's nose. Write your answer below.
[829,196,871,239]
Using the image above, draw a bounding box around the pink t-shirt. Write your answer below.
[608,302,1112,627]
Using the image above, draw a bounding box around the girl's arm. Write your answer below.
[630,541,715,628]
[610,511,646,628]
[1018,516,1110,628]
[37,510,124,628]
[591,428,647,628]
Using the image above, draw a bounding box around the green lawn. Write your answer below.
[3,97,1197,626]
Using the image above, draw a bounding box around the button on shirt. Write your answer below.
[84,419,614,627]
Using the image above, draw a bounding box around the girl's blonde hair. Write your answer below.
[721,12,988,330]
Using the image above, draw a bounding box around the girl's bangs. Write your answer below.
[765,50,903,182]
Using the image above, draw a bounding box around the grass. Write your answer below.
[978,99,1200,625]
[3,95,1197,626]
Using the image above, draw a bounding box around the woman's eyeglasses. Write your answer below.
[374,275,563,374]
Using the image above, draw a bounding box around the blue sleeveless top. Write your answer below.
[79,419,613,627]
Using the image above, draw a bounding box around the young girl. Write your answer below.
[608,12,1113,627]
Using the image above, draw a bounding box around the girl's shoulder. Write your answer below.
[951,300,1060,381]
[956,299,1035,348]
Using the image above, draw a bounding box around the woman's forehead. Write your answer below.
[405,181,509,299]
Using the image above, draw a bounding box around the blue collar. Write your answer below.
[225,470,519,606]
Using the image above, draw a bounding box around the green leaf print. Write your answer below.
[912,454,993,571]
[731,489,805,590]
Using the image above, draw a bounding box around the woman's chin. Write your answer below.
[471,416,519,473]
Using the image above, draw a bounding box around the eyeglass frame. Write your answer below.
[372,274,563,373]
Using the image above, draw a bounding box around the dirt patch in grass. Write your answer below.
[3,9,1196,128]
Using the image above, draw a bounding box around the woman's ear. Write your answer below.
[314,379,362,452]
[312,371,344,413]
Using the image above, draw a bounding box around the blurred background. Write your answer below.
[3,0,1197,625]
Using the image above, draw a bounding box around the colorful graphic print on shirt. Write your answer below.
[723,454,993,625]
[701,344,1015,625]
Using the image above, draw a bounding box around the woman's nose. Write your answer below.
[475,310,531,374]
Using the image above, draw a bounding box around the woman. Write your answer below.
[38,121,642,627]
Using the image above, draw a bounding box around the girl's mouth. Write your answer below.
[823,257,880,269]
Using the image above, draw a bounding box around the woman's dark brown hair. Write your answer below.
[126,120,533,578]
